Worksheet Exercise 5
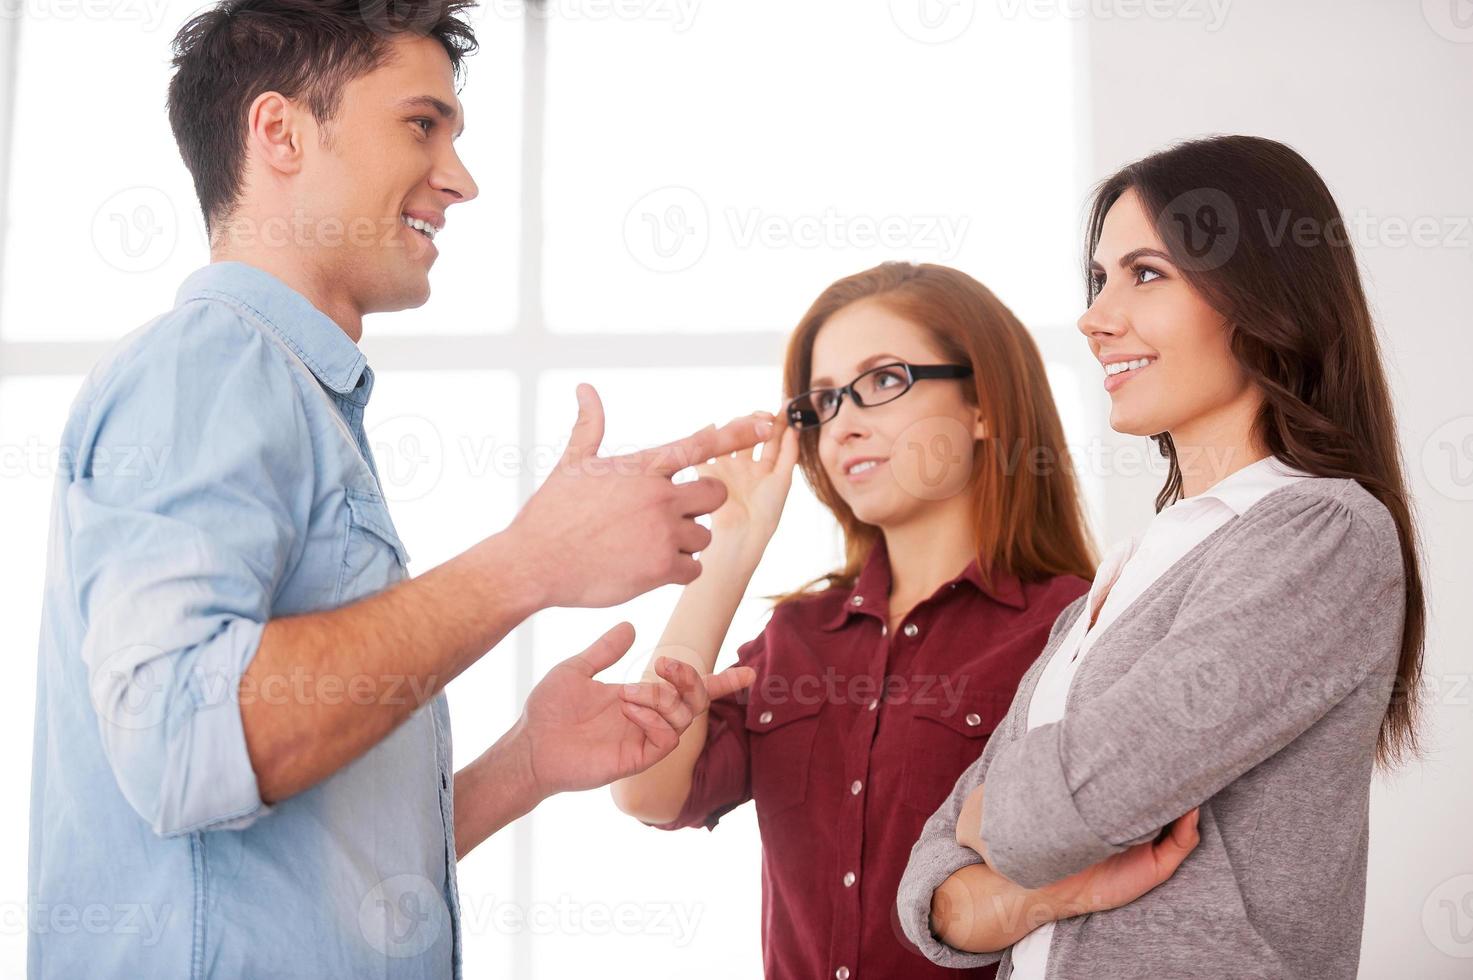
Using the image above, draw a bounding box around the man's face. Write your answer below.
[293,33,478,315]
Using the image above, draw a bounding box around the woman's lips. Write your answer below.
[843,458,888,483]
[1104,359,1153,393]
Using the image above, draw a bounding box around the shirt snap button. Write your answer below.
[851,595,864,606]
[867,699,879,711]
[836,968,850,980]
[966,712,982,727]
[903,623,919,638]
[850,780,862,795]
[759,710,773,724]
[843,871,856,887]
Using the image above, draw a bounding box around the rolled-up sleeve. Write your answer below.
[645,632,765,832]
[981,487,1403,888]
[68,318,312,837]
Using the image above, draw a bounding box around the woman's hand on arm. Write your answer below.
[934,781,1200,952]
[609,420,799,823]
[1033,807,1200,915]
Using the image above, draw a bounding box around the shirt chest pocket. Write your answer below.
[743,687,824,820]
[901,690,1009,815]
[336,487,411,604]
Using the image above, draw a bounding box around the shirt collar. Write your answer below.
[1188,453,1314,516]
[174,261,369,396]
[819,535,1027,631]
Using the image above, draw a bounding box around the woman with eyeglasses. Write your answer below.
[611,262,1122,978]
[896,135,1426,979]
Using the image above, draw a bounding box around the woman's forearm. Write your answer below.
[610,536,762,822]
[930,862,1066,953]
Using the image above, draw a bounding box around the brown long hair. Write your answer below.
[773,262,1096,605]
[1084,135,1425,767]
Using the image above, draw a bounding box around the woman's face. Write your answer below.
[1079,188,1257,443]
[807,300,985,528]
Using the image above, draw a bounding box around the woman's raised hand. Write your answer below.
[693,416,801,553]
[1038,808,1201,916]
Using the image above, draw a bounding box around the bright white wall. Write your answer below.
[1,1,1469,977]
[1074,1,1473,975]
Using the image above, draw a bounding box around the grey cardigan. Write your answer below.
[897,477,1405,979]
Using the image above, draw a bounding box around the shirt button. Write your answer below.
[965,712,982,727]
[850,780,863,795]
[903,623,919,638]
[836,968,850,980]
[851,595,864,606]
[759,710,773,724]
[868,699,878,711]
[880,623,887,636]
[843,871,856,887]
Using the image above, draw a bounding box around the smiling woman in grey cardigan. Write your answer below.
[898,135,1426,979]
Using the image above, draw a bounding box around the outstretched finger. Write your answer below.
[704,665,756,701]
[567,622,637,678]
[634,413,774,476]
[561,383,606,463]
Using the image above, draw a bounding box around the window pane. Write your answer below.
[516,367,841,977]
[2,6,521,341]
[542,1,1078,333]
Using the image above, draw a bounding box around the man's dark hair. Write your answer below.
[166,0,479,236]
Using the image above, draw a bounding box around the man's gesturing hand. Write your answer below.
[513,623,756,797]
[506,383,773,609]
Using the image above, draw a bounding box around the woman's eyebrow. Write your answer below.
[1120,247,1173,267]
[1088,247,1177,275]
[810,351,902,388]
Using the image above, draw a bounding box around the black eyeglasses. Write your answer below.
[785,362,974,430]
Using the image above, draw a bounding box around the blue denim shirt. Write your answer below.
[29,261,461,978]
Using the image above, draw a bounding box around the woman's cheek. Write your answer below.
[890,416,975,504]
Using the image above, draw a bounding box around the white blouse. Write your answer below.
[1009,454,1314,978]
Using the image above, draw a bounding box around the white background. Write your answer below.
[1,1,1469,977]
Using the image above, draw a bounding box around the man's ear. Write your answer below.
[246,91,307,176]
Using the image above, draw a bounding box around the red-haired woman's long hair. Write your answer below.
[773,262,1097,605]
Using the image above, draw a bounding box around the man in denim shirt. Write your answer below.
[28,1,766,976]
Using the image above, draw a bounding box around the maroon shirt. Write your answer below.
[650,538,1090,979]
